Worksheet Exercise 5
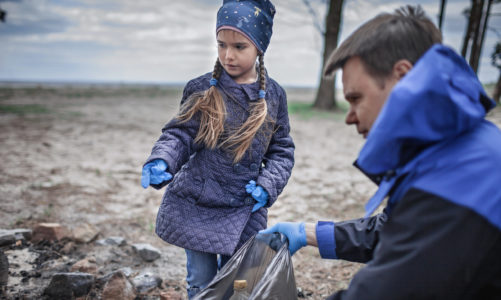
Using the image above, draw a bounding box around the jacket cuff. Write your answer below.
[317,221,337,259]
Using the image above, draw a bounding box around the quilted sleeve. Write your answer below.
[145,80,203,183]
[256,85,295,206]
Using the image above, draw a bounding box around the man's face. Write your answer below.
[342,56,399,138]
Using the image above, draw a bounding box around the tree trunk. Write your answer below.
[471,0,492,73]
[438,0,447,31]
[313,0,344,110]
[461,0,480,57]
[493,72,501,103]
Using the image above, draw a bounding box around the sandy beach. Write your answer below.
[1,84,499,299]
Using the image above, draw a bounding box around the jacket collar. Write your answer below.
[218,65,269,103]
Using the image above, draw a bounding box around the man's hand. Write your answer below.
[141,159,172,188]
[259,222,307,255]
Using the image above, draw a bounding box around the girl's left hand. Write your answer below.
[245,180,268,212]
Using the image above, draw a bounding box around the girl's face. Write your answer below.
[217,29,259,84]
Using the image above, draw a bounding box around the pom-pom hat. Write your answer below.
[216,0,276,53]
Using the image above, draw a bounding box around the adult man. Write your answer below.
[260,6,501,299]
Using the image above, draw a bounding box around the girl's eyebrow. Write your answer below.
[216,39,249,46]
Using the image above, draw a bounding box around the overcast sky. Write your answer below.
[0,0,500,87]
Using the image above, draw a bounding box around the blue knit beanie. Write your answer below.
[216,0,276,53]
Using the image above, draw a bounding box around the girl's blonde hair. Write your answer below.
[178,55,274,163]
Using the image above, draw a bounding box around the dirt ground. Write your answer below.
[1,84,500,299]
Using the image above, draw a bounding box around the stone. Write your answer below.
[70,258,98,274]
[61,241,76,254]
[132,243,161,262]
[0,233,15,247]
[0,229,32,246]
[96,267,133,287]
[0,250,8,287]
[43,272,94,298]
[72,223,100,243]
[32,223,67,243]
[160,288,183,300]
[96,236,126,246]
[131,272,162,294]
[102,271,136,300]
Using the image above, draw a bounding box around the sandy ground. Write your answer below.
[1,84,500,299]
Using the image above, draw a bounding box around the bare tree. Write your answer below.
[492,41,501,102]
[310,0,344,110]
[0,5,6,23]
[461,0,494,73]
[438,0,447,31]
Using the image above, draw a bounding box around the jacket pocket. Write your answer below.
[166,169,203,204]
[196,178,229,207]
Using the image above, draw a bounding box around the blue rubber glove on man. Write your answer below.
[246,180,268,212]
[141,159,172,188]
[259,222,307,255]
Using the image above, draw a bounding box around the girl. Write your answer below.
[141,0,294,298]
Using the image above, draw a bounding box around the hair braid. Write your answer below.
[259,55,266,92]
[177,59,226,149]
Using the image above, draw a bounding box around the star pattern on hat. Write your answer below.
[254,6,261,17]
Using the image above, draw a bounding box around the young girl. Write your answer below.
[141,0,294,298]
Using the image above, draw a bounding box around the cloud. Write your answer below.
[0,0,499,86]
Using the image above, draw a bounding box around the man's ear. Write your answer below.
[392,59,413,80]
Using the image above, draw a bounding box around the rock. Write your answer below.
[61,241,76,254]
[0,229,32,246]
[96,236,126,246]
[96,267,133,287]
[160,288,183,300]
[131,272,162,294]
[72,223,100,243]
[102,271,136,300]
[43,272,94,298]
[32,223,67,243]
[0,250,8,287]
[132,243,161,262]
[0,233,15,247]
[70,257,98,274]
[117,267,133,278]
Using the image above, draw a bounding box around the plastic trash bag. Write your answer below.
[194,233,298,300]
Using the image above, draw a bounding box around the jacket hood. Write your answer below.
[356,44,495,177]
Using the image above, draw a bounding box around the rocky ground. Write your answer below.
[0,84,499,299]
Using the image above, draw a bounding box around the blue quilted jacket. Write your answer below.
[146,69,295,255]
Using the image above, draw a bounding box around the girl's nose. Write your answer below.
[225,48,235,60]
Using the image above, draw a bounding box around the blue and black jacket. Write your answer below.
[319,45,501,299]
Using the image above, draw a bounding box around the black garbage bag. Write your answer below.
[194,233,298,300]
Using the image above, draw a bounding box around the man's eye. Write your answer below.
[346,97,358,103]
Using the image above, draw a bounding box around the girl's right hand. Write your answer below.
[141,159,172,188]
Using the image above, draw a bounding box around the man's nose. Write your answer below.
[345,108,357,125]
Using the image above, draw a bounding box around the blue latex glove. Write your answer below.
[245,180,268,212]
[141,159,172,188]
[259,222,306,255]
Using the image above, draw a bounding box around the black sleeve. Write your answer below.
[334,211,387,263]
[327,188,501,300]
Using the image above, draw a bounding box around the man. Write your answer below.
[260,5,501,299]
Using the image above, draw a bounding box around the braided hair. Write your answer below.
[178,59,225,149]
